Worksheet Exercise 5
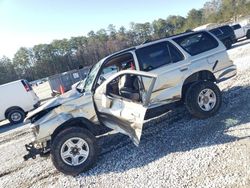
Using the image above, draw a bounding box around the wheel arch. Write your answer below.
[51,117,100,142]
[181,70,216,100]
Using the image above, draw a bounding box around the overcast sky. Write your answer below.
[0,0,207,58]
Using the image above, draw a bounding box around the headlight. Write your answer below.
[30,124,40,136]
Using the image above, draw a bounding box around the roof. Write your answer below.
[0,80,23,87]
[99,30,209,63]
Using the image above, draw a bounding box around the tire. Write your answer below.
[224,39,232,50]
[7,109,25,124]
[51,127,99,176]
[246,30,250,39]
[185,81,222,119]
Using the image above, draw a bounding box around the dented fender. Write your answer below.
[28,91,99,142]
[34,112,73,141]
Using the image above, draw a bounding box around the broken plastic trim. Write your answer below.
[30,105,61,123]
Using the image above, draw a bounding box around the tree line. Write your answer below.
[0,0,250,84]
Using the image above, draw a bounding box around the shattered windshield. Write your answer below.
[84,60,102,92]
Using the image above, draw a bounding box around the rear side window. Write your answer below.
[136,42,184,71]
[232,24,241,30]
[173,32,219,56]
[136,42,171,71]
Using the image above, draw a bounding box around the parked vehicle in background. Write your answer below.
[231,23,250,40]
[209,25,236,49]
[71,67,116,91]
[0,80,40,124]
[24,31,236,175]
[49,67,89,95]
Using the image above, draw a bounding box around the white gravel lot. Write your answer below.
[0,39,250,188]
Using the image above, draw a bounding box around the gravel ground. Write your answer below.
[0,39,250,188]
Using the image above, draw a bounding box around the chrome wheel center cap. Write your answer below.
[71,147,79,155]
[203,96,209,103]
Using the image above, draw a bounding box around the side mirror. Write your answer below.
[102,94,112,108]
[100,75,106,81]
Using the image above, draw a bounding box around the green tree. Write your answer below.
[1,0,250,85]
[13,47,35,80]
[185,9,203,30]
[166,15,186,35]
[107,24,117,39]
[152,18,167,38]
[0,56,17,84]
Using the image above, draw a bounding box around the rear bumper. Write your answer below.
[215,65,237,83]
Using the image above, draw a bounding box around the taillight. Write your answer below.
[24,84,30,91]
[21,80,31,92]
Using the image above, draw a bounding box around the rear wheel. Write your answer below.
[7,109,25,124]
[185,81,222,119]
[51,127,99,176]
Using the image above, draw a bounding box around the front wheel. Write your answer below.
[51,127,99,176]
[185,81,222,119]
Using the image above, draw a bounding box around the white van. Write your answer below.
[0,79,40,124]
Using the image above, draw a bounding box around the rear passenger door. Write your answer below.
[135,41,188,106]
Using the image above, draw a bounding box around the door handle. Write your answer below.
[180,67,188,72]
[212,60,219,71]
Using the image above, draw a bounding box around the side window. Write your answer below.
[232,24,241,30]
[95,53,134,88]
[107,74,139,102]
[106,74,153,104]
[168,43,184,63]
[136,42,171,71]
[102,65,118,75]
[220,26,232,34]
[210,29,222,36]
[173,32,219,56]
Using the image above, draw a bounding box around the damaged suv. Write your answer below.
[24,31,236,175]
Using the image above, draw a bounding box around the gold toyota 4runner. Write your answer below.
[24,31,236,175]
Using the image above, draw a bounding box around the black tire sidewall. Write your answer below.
[185,81,222,119]
[246,30,250,39]
[51,127,98,176]
[7,109,25,124]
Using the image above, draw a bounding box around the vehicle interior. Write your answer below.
[96,53,144,103]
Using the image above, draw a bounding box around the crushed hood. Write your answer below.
[26,89,82,121]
